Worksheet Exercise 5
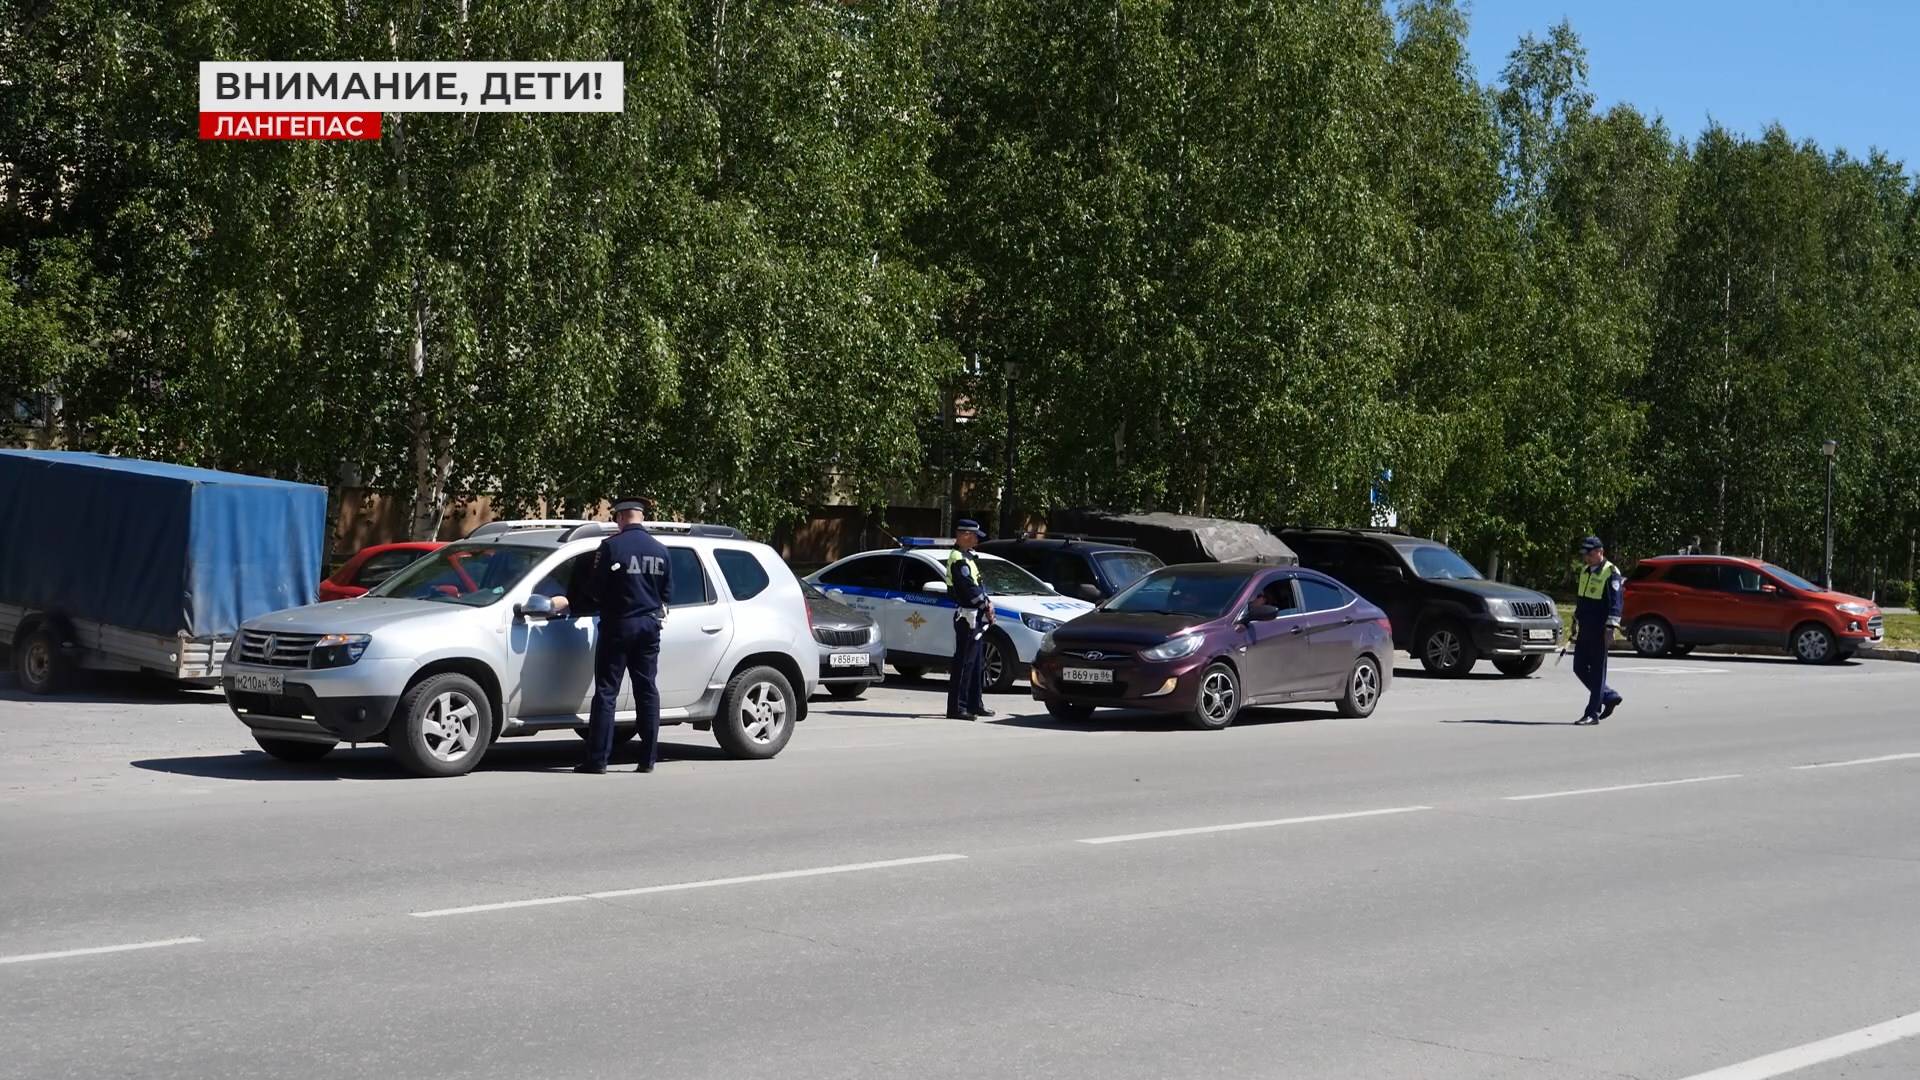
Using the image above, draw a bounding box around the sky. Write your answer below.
[1463,0,1920,171]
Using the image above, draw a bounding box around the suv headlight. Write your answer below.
[1141,634,1203,662]
[1836,602,1872,616]
[1484,598,1510,620]
[1021,612,1062,633]
[310,633,371,669]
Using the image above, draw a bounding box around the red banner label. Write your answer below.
[199,112,382,140]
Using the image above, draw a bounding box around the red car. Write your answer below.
[318,541,445,602]
[1623,555,1884,664]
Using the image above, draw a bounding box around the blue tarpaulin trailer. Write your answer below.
[0,451,327,692]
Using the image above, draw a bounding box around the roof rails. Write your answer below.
[466,519,591,540]
[1278,524,1413,538]
[557,520,749,543]
[1046,532,1138,546]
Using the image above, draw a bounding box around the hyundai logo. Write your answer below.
[1084,651,1106,661]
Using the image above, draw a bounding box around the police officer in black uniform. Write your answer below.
[944,519,996,721]
[574,499,673,773]
[1570,535,1624,726]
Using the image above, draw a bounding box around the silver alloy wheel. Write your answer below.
[1635,621,1667,654]
[983,639,1006,689]
[23,639,52,685]
[1351,661,1379,712]
[1425,629,1461,669]
[739,680,788,745]
[420,690,481,762]
[1795,627,1830,662]
[1199,670,1236,724]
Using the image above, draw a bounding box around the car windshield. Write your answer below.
[1404,545,1484,581]
[1762,563,1821,592]
[1103,569,1248,619]
[1095,550,1163,591]
[367,543,551,607]
[977,557,1053,595]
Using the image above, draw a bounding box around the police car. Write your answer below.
[806,539,1096,691]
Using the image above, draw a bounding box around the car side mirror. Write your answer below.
[1245,603,1281,622]
[1376,566,1405,581]
[922,580,949,595]
[1077,584,1103,602]
[515,595,555,619]
[1759,583,1779,595]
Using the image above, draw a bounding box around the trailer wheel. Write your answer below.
[13,624,68,695]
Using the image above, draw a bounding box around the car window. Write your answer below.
[818,555,899,590]
[902,557,944,593]
[1046,553,1093,590]
[1404,545,1483,581]
[354,549,422,587]
[530,552,595,600]
[369,543,548,607]
[1107,570,1249,619]
[714,548,771,600]
[976,558,1052,595]
[1252,576,1301,614]
[1626,563,1657,582]
[1094,550,1161,591]
[1347,545,1405,578]
[1719,565,1768,594]
[1761,563,1820,592]
[1663,564,1718,590]
[1298,577,1351,612]
[666,547,712,607]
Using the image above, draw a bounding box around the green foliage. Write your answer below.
[1,0,1916,587]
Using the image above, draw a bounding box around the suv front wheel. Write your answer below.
[389,672,494,778]
[714,665,797,759]
[1418,621,1478,677]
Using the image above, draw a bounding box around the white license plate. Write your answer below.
[1527,629,1555,642]
[829,652,869,668]
[229,671,284,694]
[1061,667,1114,684]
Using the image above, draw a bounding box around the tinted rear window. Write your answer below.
[714,548,771,600]
[1298,578,1351,612]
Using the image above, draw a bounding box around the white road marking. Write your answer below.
[1503,774,1743,801]
[410,854,969,918]
[1791,752,1920,771]
[0,937,203,966]
[1076,806,1434,845]
[1612,665,1730,675]
[1675,1007,1920,1080]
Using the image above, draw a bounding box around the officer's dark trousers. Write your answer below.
[946,615,987,716]
[1571,627,1620,720]
[586,615,661,769]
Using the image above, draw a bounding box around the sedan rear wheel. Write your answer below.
[1188,663,1240,730]
[1335,656,1382,718]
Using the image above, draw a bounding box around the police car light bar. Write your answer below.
[899,537,958,548]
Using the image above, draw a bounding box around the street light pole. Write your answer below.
[1822,439,1838,591]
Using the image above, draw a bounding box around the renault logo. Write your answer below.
[264,634,277,656]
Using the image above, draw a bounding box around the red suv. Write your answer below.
[317,541,444,602]
[1623,556,1884,664]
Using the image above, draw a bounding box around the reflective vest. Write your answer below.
[945,547,980,588]
[1577,560,1619,600]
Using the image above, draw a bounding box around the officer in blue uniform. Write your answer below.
[575,498,673,773]
[1570,535,1624,726]
[944,519,996,721]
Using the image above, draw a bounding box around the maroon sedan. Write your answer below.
[1031,563,1393,729]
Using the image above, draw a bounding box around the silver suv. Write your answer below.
[221,521,817,777]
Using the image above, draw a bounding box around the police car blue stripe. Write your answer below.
[814,583,1040,624]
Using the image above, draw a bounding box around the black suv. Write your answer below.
[977,537,1164,603]
[1278,528,1563,677]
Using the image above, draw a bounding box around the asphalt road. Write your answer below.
[3,653,1919,1080]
